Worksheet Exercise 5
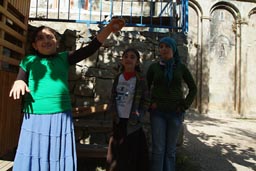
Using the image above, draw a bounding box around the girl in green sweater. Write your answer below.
[9,19,125,171]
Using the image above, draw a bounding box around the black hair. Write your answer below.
[28,26,58,54]
[31,26,57,44]
[121,47,141,72]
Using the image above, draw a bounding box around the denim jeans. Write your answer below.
[150,109,183,171]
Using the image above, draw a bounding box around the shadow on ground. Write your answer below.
[77,151,201,171]
[183,112,256,171]
[2,112,255,171]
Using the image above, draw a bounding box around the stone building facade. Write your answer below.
[28,0,256,119]
[187,0,256,118]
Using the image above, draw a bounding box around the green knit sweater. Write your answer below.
[147,62,197,113]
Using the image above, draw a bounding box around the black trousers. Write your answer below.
[108,127,149,171]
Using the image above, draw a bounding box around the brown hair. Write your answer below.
[121,47,141,72]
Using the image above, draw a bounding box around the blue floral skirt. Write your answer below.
[13,111,77,171]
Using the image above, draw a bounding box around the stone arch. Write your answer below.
[207,2,240,116]
[189,0,203,16]
[210,1,240,19]
[243,8,256,117]
[248,7,256,18]
[187,0,203,111]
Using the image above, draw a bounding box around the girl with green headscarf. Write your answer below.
[147,37,197,171]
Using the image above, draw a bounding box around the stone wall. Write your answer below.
[27,21,189,109]
[27,0,256,119]
[26,23,189,147]
[71,31,188,108]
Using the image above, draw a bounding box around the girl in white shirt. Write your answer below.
[106,48,150,171]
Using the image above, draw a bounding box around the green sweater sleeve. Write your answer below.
[146,64,153,90]
[182,64,197,109]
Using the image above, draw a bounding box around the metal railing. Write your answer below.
[29,0,188,32]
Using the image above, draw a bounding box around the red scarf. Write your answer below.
[123,72,136,80]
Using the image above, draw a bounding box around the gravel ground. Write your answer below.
[183,111,256,171]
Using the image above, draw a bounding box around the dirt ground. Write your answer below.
[3,111,255,171]
[77,111,256,171]
[183,111,256,171]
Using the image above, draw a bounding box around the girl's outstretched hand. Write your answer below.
[109,18,125,33]
[96,18,125,42]
[9,80,30,100]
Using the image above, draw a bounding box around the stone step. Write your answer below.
[0,160,13,171]
[72,104,108,118]
[74,119,112,133]
[73,105,112,159]
[76,143,108,159]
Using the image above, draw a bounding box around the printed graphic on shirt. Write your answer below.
[116,76,136,118]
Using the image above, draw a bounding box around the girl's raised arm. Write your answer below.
[68,18,125,65]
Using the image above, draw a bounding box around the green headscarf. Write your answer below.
[159,37,181,85]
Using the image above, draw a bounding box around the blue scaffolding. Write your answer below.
[29,0,188,32]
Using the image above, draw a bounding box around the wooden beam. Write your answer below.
[0,54,20,66]
[0,6,27,30]
[0,24,26,43]
[0,38,25,55]
[116,16,177,26]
